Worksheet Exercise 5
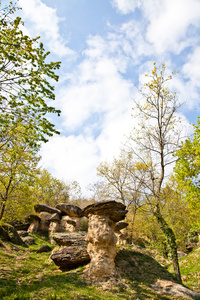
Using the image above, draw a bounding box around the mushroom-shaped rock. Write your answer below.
[60,215,80,232]
[34,204,62,215]
[49,213,61,244]
[56,203,83,217]
[39,212,52,231]
[27,214,41,234]
[83,200,128,222]
[114,221,129,232]
[83,201,128,283]
[53,232,87,246]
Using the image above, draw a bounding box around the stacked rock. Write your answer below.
[50,232,90,270]
[83,200,128,283]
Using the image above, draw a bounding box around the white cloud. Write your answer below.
[111,0,142,14]
[35,0,198,197]
[144,0,200,53]
[18,0,74,57]
[40,135,100,194]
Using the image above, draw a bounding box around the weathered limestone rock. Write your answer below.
[60,215,80,232]
[36,245,52,253]
[85,214,117,283]
[151,279,200,299]
[50,232,89,270]
[83,200,127,222]
[39,212,52,231]
[84,201,127,283]
[53,232,87,246]
[56,203,84,218]
[34,204,62,216]
[50,245,90,270]
[27,214,41,234]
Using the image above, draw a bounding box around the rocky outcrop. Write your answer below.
[83,201,128,283]
[50,232,90,270]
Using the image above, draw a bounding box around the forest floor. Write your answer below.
[0,233,200,300]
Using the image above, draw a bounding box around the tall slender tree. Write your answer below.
[98,63,184,281]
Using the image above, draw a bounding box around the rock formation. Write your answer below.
[56,203,83,232]
[34,204,62,216]
[83,200,128,283]
[27,214,41,234]
[50,232,90,270]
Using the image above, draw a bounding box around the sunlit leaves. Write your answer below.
[0,1,61,146]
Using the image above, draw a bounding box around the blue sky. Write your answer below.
[10,0,200,196]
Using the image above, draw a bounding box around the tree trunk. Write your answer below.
[0,201,6,221]
[154,204,182,282]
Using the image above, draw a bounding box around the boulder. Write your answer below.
[36,245,52,253]
[56,203,83,218]
[53,232,87,246]
[83,200,128,222]
[151,279,200,299]
[17,230,29,237]
[50,245,90,270]
[22,236,35,245]
[34,204,62,215]
[0,224,24,245]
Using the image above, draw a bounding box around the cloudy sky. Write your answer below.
[12,0,200,196]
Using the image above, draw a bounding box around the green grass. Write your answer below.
[0,234,199,299]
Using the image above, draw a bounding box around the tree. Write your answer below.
[0,127,40,220]
[31,169,70,207]
[129,63,183,280]
[0,1,61,149]
[174,118,200,227]
[97,63,183,281]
